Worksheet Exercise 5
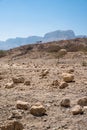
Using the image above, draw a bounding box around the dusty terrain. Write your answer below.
[0,38,87,130]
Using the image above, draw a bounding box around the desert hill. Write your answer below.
[3,38,87,59]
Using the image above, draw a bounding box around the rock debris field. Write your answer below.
[0,51,87,130]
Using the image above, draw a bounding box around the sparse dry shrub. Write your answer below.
[83,46,87,52]
[26,45,33,51]
[45,45,61,53]
[20,45,33,55]
[37,44,44,51]
[0,50,6,58]
[54,49,67,63]
[63,42,85,52]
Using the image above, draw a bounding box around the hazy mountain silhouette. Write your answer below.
[0,30,86,50]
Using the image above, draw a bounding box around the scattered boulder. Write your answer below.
[59,81,68,89]
[0,120,24,130]
[71,105,83,115]
[5,82,14,89]
[30,102,46,116]
[24,80,30,85]
[60,98,70,107]
[16,100,29,110]
[12,76,25,84]
[62,73,74,82]
[77,97,87,106]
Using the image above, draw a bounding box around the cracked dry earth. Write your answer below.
[0,52,87,130]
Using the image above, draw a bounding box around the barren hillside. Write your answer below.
[0,38,87,130]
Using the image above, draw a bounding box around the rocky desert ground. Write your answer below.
[0,38,87,130]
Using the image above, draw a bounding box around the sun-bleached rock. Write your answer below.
[62,73,74,82]
[5,82,14,89]
[58,49,67,56]
[16,100,29,110]
[71,105,83,115]
[30,102,46,116]
[83,106,87,113]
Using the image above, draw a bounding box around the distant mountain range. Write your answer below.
[0,30,87,50]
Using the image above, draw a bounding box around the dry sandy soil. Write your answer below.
[0,47,87,130]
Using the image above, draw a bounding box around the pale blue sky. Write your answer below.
[0,0,87,40]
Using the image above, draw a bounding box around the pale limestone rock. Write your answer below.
[16,100,29,110]
[83,106,87,113]
[71,105,83,115]
[62,73,74,82]
[59,49,67,56]
[5,82,14,89]
[30,102,46,116]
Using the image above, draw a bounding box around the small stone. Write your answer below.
[62,73,74,82]
[16,100,29,110]
[67,68,74,73]
[0,75,3,80]
[83,106,87,113]
[77,97,87,106]
[71,105,83,115]
[84,82,87,85]
[0,120,24,130]
[60,98,70,107]
[40,69,49,78]
[12,76,25,83]
[51,80,59,86]
[58,49,67,55]
[5,82,14,89]
[30,102,46,116]
[46,125,51,129]
[9,110,22,119]
[59,82,68,89]
[24,80,30,85]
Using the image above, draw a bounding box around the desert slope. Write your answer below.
[0,38,87,130]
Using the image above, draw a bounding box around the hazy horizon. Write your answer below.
[0,0,87,41]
